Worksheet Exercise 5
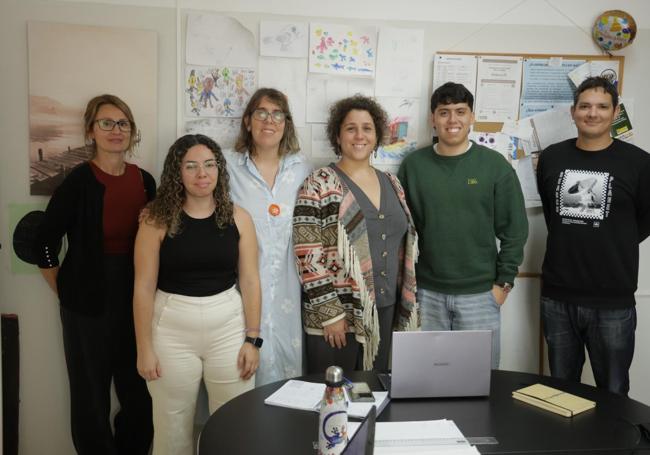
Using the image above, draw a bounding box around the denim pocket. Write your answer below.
[487,289,501,310]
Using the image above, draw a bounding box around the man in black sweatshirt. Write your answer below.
[537,77,650,395]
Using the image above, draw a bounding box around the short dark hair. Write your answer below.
[573,76,618,108]
[430,82,474,113]
[326,95,388,156]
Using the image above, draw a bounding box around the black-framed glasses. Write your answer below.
[182,159,219,174]
[251,109,287,124]
[95,119,132,132]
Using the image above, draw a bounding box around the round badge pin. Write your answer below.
[268,203,281,217]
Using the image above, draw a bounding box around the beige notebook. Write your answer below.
[512,383,595,417]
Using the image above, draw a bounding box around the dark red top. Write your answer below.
[90,162,147,254]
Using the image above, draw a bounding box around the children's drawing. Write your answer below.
[260,21,308,58]
[185,66,255,118]
[186,13,256,68]
[374,97,419,165]
[309,23,377,77]
[185,118,240,150]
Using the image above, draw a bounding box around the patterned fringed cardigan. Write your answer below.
[293,166,419,370]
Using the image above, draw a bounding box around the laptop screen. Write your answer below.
[390,330,492,399]
[342,406,376,455]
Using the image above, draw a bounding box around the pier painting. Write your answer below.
[29,95,90,195]
[27,21,158,195]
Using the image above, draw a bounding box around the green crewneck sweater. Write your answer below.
[397,142,528,294]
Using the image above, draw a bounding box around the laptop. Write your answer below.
[342,406,376,455]
[381,330,492,399]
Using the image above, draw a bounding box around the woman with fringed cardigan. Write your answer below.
[293,95,419,374]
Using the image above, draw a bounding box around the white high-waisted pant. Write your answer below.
[147,286,254,455]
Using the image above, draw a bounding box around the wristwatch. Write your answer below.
[245,336,264,349]
[498,282,513,294]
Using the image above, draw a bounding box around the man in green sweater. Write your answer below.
[398,82,528,368]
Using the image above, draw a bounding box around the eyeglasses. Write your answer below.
[182,159,219,174]
[251,109,287,124]
[95,119,132,132]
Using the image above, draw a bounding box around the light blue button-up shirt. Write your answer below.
[225,149,312,386]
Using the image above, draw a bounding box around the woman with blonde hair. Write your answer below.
[226,88,311,384]
[134,134,261,455]
[35,94,154,454]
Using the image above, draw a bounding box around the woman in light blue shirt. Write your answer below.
[225,88,311,385]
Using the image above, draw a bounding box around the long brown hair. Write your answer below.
[146,134,233,236]
[234,87,300,156]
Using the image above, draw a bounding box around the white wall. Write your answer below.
[0,2,177,454]
[1,1,650,454]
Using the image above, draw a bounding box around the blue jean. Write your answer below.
[541,296,636,396]
[418,288,501,369]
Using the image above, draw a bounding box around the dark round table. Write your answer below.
[198,370,650,454]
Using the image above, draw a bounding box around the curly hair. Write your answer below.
[326,95,388,156]
[146,134,233,236]
[235,87,300,156]
[83,94,140,156]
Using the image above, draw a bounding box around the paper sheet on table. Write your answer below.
[264,380,324,412]
[186,13,256,68]
[348,419,479,454]
[375,27,423,98]
[259,20,308,58]
[306,75,374,123]
[258,57,307,127]
[264,380,389,418]
[475,56,522,122]
[347,392,389,419]
[433,54,477,97]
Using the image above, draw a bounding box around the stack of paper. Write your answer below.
[512,383,595,417]
[348,419,480,454]
[264,380,390,418]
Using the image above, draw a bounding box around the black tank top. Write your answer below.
[158,212,239,297]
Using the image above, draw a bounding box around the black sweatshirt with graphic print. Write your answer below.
[537,138,650,308]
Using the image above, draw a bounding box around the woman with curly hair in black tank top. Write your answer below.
[133,134,261,455]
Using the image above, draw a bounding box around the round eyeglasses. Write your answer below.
[182,159,219,174]
[95,119,132,132]
[251,109,287,124]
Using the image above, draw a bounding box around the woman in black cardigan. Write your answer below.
[35,94,155,455]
